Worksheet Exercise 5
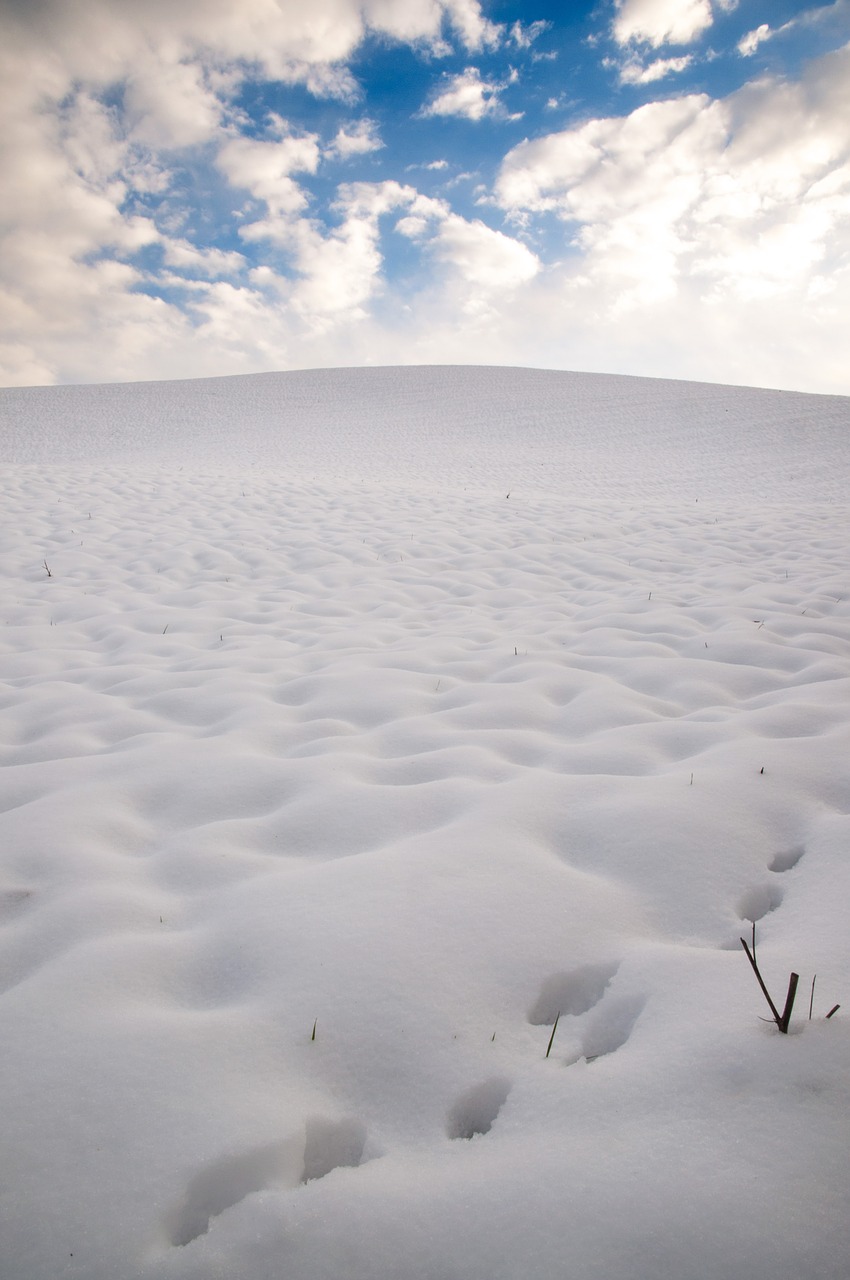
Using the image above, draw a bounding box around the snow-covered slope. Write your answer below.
[1,367,849,1280]
[2,365,848,499]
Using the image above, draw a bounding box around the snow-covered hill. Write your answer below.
[2,366,849,1280]
[3,365,849,500]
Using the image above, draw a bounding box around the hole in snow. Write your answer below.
[769,846,804,873]
[167,1138,302,1247]
[167,1115,370,1246]
[527,962,620,1025]
[301,1116,367,1184]
[447,1078,511,1141]
[582,994,646,1062]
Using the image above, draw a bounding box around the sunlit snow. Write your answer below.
[1,366,849,1279]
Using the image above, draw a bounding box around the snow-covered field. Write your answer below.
[2,365,849,1280]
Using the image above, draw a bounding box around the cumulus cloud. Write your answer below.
[618,54,694,83]
[612,0,714,48]
[328,119,384,159]
[607,2,725,91]
[240,174,538,324]
[0,0,505,384]
[217,129,321,218]
[426,214,540,290]
[223,170,413,324]
[124,57,224,149]
[282,183,427,321]
[496,41,850,321]
[0,0,848,395]
[161,239,246,277]
[421,67,521,121]
[1,0,501,97]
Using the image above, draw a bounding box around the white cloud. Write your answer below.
[228,171,538,329]
[234,181,418,322]
[427,214,540,290]
[421,67,521,121]
[0,342,56,388]
[738,24,772,57]
[0,0,512,384]
[1,0,501,95]
[404,159,451,174]
[510,20,551,50]
[124,56,224,149]
[738,5,850,59]
[337,182,422,220]
[217,131,321,218]
[289,183,538,319]
[162,239,246,277]
[0,0,847,395]
[438,0,504,51]
[328,119,384,159]
[496,95,713,217]
[612,0,714,48]
[495,41,850,333]
[289,220,386,319]
[619,54,694,83]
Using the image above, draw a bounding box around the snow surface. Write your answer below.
[1,365,849,1280]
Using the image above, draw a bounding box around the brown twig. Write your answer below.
[740,937,782,1025]
[778,972,799,1035]
[741,937,798,1033]
[545,1012,561,1059]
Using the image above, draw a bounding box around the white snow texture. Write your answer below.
[1,365,849,1279]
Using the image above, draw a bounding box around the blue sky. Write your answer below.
[1,0,849,391]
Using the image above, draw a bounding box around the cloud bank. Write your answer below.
[0,0,848,393]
